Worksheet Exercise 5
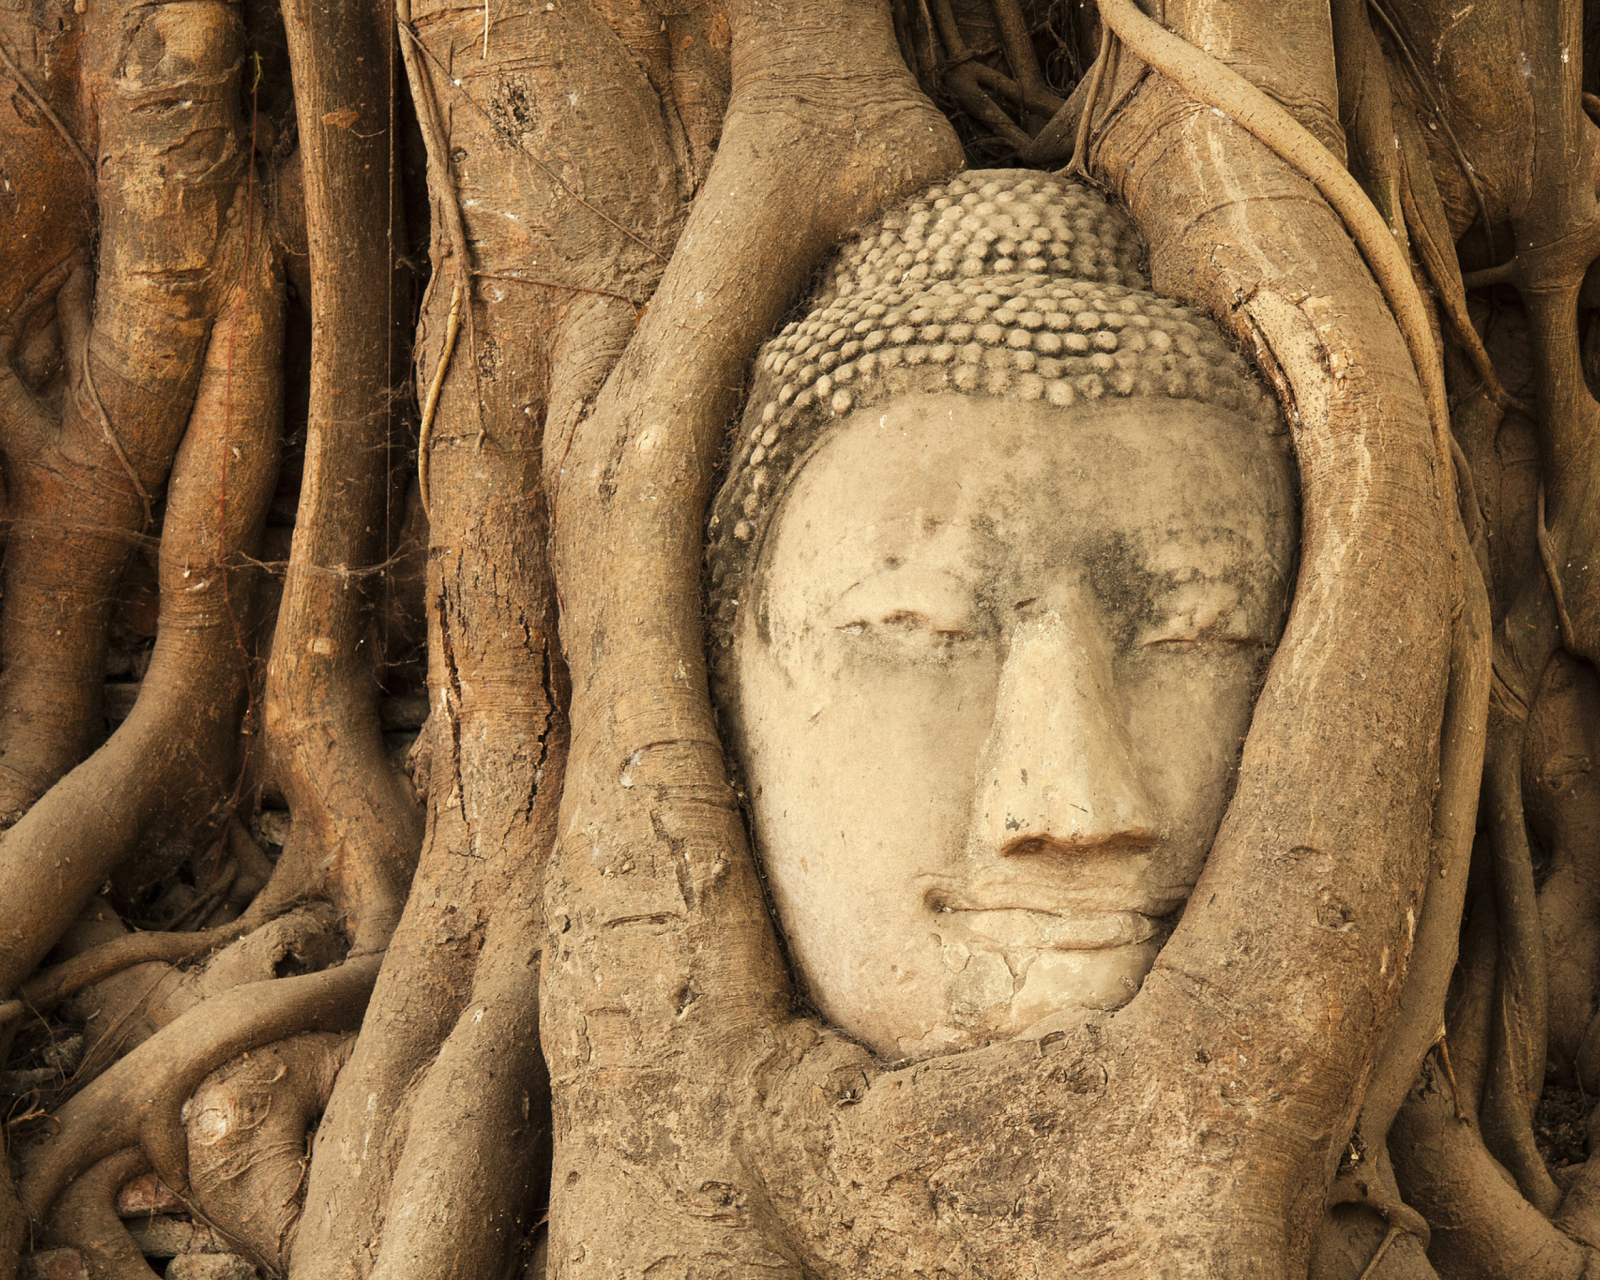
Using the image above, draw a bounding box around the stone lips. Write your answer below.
[706,169,1283,662]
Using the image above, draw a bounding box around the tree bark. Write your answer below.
[0,1,1597,1277]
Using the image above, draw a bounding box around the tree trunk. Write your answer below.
[0,0,1597,1277]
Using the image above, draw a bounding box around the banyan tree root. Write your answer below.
[0,828,306,1030]
[288,0,645,1269]
[0,5,95,334]
[59,904,347,1073]
[0,207,286,1000]
[46,1147,161,1280]
[19,953,381,1228]
[1478,649,1561,1215]
[356,862,556,1280]
[262,0,420,960]
[1524,653,1600,1086]
[1316,517,1490,1269]
[1093,0,1453,480]
[1391,1061,1591,1280]
[1421,558,1564,1228]
[1448,2,1600,1207]
[0,0,254,823]
[183,1032,353,1275]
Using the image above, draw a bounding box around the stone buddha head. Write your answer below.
[707,171,1296,1061]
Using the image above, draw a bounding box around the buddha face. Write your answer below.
[727,392,1295,1059]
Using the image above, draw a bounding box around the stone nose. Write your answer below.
[972,607,1158,857]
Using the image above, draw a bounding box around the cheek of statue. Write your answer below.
[727,393,1294,1061]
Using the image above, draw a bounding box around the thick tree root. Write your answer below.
[0,12,95,336]
[47,1148,161,1280]
[1467,582,1563,1215]
[1392,1066,1590,1280]
[1394,115,1517,410]
[1318,517,1489,1270]
[0,219,285,999]
[1524,653,1600,1084]
[263,0,420,959]
[287,0,616,1271]
[184,1032,352,1275]
[0,0,253,822]
[363,871,552,1280]
[0,860,312,1031]
[64,905,347,1072]
[3,916,262,1032]
[1094,0,1453,480]
[1479,715,1561,1213]
[19,954,380,1226]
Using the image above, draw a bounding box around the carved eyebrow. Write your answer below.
[1138,619,1259,646]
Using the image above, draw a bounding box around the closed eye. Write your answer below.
[1141,631,1263,650]
[1136,580,1265,650]
[837,610,979,643]
[828,566,987,648]
[1138,611,1264,649]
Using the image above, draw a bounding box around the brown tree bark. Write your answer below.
[0,1,1598,1278]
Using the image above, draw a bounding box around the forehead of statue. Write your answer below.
[745,392,1295,642]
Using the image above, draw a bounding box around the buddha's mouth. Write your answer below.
[934,904,1172,951]
[924,881,1186,951]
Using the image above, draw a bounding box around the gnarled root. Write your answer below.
[1314,517,1489,1277]
[46,1148,160,1280]
[64,905,347,1073]
[1391,1062,1589,1280]
[3,820,325,1035]
[20,954,380,1227]
[1523,652,1600,1085]
[0,0,253,823]
[184,1032,352,1275]
[0,217,286,999]
[1308,1204,1433,1280]
[363,869,554,1280]
[1476,587,1563,1214]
